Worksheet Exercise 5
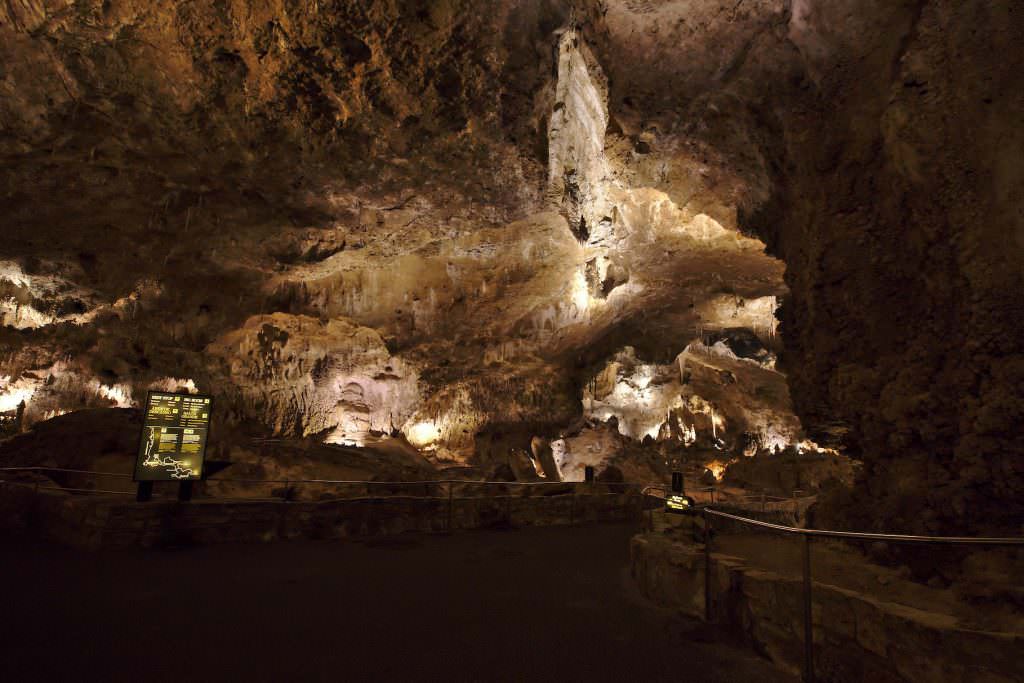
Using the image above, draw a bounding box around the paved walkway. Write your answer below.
[0,523,792,682]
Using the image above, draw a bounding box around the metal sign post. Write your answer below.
[136,480,153,502]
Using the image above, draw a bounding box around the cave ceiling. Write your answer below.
[3,0,1022,531]
[0,0,795,458]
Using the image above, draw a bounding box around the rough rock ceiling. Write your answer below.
[600,0,1024,535]
[0,0,789,462]
[2,1,1022,532]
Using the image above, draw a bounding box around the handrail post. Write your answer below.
[704,508,713,623]
[803,534,814,682]
[570,487,575,526]
[447,482,453,532]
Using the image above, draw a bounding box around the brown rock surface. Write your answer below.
[632,528,1024,681]
[1,1,1020,532]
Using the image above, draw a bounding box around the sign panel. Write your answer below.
[665,493,696,515]
[134,392,212,481]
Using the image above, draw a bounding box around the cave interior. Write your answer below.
[1,0,1022,680]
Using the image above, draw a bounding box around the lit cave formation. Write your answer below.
[1,0,1022,532]
[0,0,1023,678]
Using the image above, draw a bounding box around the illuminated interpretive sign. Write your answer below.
[665,493,696,515]
[134,392,212,481]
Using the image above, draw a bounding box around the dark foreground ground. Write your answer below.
[0,523,792,682]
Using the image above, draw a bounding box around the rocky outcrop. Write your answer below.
[548,27,611,242]
[595,0,1024,534]
[757,1,1024,535]
[0,1,792,476]
[631,529,1024,682]
[583,340,803,454]
[1,0,1020,532]
[6,486,641,548]
[207,312,419,441]
[723,451,857,497]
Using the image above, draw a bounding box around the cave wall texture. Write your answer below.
[748,1,1024,535]
[591,0,1024,534]
[1,0,1022,533]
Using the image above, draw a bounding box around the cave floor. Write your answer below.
[0,523,793,682]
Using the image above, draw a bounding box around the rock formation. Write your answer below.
[1,1,1020,533]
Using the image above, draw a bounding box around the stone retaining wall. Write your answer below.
[1,486,642,549]
[630,529,1024,683]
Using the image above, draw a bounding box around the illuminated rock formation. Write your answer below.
[595,0,1024,533]
[578,337,812,481]
[206,313,420,443]
[0,0,1020,532]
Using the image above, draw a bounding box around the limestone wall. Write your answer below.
[1,486,642,550]
[630,532,1024,683]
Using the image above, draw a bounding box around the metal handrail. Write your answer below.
[641,485,812,512]
[640,485,668,530]
[0,468,649,531]
[704,508,1024,546]
[738,494,798,502]
[39,485,135,495]
[0,479,134,496]
[209,478,639,487]
[701,507,1024,683]
[0,467,648,489]
[0,466,131,478]
[640,485,733,497]
[0,475,640,535]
